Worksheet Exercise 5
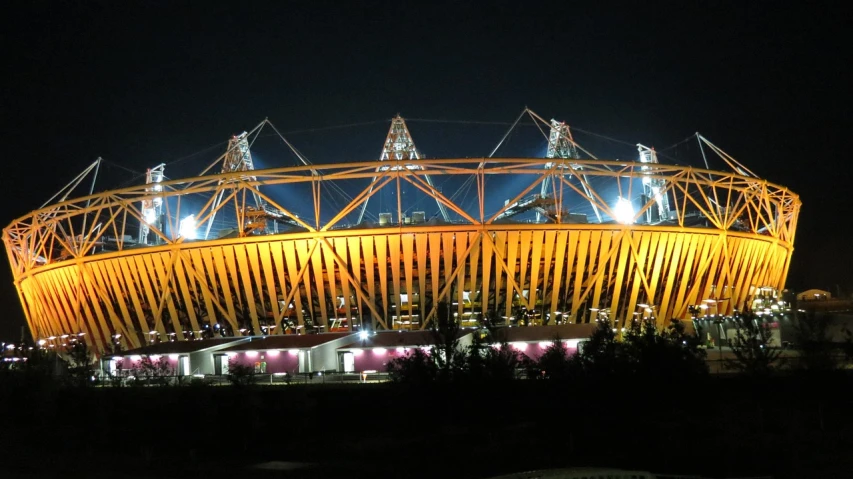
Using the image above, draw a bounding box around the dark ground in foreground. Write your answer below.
[2,375,853,479]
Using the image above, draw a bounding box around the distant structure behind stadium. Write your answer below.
[3,108,800,353]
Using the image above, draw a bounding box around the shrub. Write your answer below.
[467,341,525,382]
[725,311,782,375]
[623,319,708,380]
[532,339,576,380]
[387,348,437,385]
[227,362,257,387]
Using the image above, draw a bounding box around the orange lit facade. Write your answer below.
[3,158,799,354]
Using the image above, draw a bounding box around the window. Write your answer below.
[215,354,229,375]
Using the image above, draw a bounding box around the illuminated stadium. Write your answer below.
[2,109,801,354]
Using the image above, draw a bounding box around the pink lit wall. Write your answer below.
[111,355,180,374]
[350,347,416,371]
[230,350,299,374]
[347,343,578,372]
[511,342,578,361]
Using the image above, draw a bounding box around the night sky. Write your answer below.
[2,1,850,340]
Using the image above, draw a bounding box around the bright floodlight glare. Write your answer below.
[358,330,369,341]
[143,209,157,225]
[614,197,634,224]
[179,214,196,240]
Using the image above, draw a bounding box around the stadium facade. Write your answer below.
[2,110,800,354]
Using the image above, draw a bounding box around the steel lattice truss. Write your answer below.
[3,157,800,352]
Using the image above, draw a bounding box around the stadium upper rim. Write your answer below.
[2,109,801,278]
[8,157,799,225]
[4,157,800,274]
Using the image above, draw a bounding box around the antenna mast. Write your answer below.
[139,164,165,245]
[203,132,263,239]
[540,119,602,223]
[357,115,450,224]
[637,144,671,223]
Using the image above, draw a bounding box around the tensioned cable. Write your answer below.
[409,116,714,172]
[265,119,358,218]
[409,117,640,151]
[102,159,143,176]
[488,108,529,158]
[658,134,695,153]
[570,127,639,149]
[260,119,387,137]
[95,116,719,221]
[164,140,230,168]
[406,118,521,126]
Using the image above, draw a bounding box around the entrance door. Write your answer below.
[214,355,230,375]
[180,356,191,376]
[297,350,310,373]
[341,352,355,373]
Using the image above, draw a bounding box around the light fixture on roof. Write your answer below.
[614,196,634,224]
[179,214,197,240]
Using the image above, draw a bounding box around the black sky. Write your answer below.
[1,1,851,339]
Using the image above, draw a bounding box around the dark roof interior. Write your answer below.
[497,324,597,342]
[339,329,474,349]
[220,332,354,352]
[108,337,245,357]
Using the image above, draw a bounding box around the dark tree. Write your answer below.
[568,318,707,381]
[63,340,95,387]
[226,362,257,387]
[0,347,58,390]
[466,335,525,382]
[622,319,708,380]
[725,312,782,375]
[386,348,437,385]
[571,319,629,377]
[532,338,576,380]
[430,300,465,381]
[794,312,841,371]
[138,355,174,386]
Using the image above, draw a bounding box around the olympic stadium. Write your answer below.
[2,109,800,354]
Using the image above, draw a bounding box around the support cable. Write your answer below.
[81,157,102,237]
[696,132,711,170]
[570,127,639,148]
[488,108,528,157]
[265,119,357,223]
[262,119,387,136]
[698,134,758,177]
[164,140,230,168]
[658,135,695,153]
[40,159,101,208]
[264,119,314,168]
